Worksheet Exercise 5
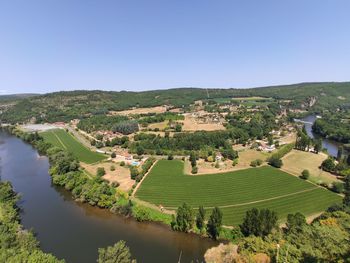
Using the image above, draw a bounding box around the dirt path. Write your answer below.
[131,160,158,197]
[53,132,67,149]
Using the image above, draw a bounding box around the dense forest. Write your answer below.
[1,82,350,123]
[312,111,350,143]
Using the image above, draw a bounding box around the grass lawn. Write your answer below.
[41,129,106,164]
[136,160,341,225]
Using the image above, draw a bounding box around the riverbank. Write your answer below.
[0,180,64,262]
[0,128,217,262]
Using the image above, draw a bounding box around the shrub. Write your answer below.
[111,182,120,188]
[120,161,125,166]
[331,182,344,193]
[232,158,239,166]
[300,169,310,180]
[191,166,198,174]
[110,165,115,171]
[132,206,151,222]
[96,167,106,177]
[321,157,336,172]
[207,156,214,162]
[168,154,174,160]
[250,159,263,167]
[130,166,139,180]
[111,152,116,158]
[268,156,283,168]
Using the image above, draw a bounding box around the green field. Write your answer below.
[41,129,106,164]
[136,160,341,225]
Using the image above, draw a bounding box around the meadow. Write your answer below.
[41,129,106,164]
[136,160,341,225]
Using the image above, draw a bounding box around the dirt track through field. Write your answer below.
[163,187,319,210]
[53,132,67,149]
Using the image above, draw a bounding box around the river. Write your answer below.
[299,115,341,157]
[0,131,217,263]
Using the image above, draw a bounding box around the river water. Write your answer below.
[299,115,341,157]
[0,131,217,263]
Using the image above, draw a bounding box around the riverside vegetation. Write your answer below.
[6,127,172,225]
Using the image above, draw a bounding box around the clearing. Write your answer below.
[41,129,106,164]
[183,149,269,175]
[110,106,167,115]
[81,162,133,192]
[180,114,225,131]
[282,149,338,184]
[136,160,341,225]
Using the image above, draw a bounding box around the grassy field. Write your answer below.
[41,129,106,164]
[282,150,338,185]
[136,160,341,225]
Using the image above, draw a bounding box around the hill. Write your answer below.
[1,82,350,123]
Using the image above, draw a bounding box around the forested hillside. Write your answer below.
[1,82,350,123]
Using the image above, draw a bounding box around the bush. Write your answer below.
[168,154,174,160]
[300,169,310,180]
[321,157,336,172]
[130,166,139,180]
[331,182,344,193]
[132,206,151,222]
[268,156,283,168]
[110,165,116,171]
[120,161,125,166]
[250,159,263,167]
[97,167,106,177]
[232,158,239,166]
[191,166,198,174]
[111,152,116,158]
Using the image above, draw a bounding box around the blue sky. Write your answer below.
[0,0,349,94]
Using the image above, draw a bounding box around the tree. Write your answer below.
[207,207,223,240]
[314,139,322,154]
[240,208,278,237]
[136,145,144,156]
[300,169,310,180]
[175,124,182,132]
[171,203,194,232]
[189,151,197,167]
[97,167,106,177]
[267,134,273,146]
[321,157,336,172]
[167,154,174,160]
[130,166,139,180]
[111,152,116,158]
[268,156,283,168]
[97,240,135,263]
[343,175,350,207]
[286,212,306,233]
[337,146,344,161]
[196,206,206,231]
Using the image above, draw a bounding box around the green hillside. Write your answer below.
[1,82,350,123]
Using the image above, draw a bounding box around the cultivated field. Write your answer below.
[41,129,106,164]
[136,160,341,225]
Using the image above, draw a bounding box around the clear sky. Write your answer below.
[0,0,349,94]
